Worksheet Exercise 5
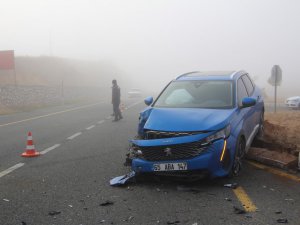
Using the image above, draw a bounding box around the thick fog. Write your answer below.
[1,0,300,99]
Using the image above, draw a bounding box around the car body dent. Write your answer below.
[142,107,235,132]
[132,138,229,178]
[130,71,264,178]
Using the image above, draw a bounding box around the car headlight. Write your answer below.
[202,125,231,145]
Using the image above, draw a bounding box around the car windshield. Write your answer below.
[154,80,233,109]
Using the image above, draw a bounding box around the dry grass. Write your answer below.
[264,111,300,154]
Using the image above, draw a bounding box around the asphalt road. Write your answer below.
[0,98,299,225]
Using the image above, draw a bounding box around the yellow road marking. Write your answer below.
[0,102,103,127]
[247,161,300,183]
[233,186,257,212]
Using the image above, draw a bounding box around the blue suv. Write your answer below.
[128,71,264,178]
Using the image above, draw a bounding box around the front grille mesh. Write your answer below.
[138,141,208,161]
[144,130,203,139]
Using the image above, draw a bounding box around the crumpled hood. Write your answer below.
[143,107,235,132]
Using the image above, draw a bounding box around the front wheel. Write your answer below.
[256,112,264,139]
[229,137,246,177]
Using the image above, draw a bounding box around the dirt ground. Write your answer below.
[262,111,300,156]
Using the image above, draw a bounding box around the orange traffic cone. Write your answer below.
[21,132,40,157]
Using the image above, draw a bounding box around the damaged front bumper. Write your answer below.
[129,133,233,178]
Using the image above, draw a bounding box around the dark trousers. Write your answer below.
[113,103,122,120]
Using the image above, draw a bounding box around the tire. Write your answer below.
[229,136,246,177]
[256,111,264,139]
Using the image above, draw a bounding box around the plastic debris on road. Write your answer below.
[123,216,134,222]
[224,183,238,189]
[233,206,246,214]
[100,200,114,206]
[167,220,180,224]
[277,218,288,223]
[110,171,136,186]
[48,211,61,216]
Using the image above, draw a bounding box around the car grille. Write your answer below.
[144,130,203,139]
[138,141,208,161]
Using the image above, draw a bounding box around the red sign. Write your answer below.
[0,50,15,70]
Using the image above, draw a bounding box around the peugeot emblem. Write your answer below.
[164,147,172,156]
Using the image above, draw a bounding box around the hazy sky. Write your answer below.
[1,0,299,95]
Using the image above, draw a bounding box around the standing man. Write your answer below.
[112,79,123,121]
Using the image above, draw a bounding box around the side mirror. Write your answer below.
[241,97,256,108]
[144,96,153,106]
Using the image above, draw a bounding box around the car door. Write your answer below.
[242,74,261,126]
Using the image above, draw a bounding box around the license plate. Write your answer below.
[153,162,187,171]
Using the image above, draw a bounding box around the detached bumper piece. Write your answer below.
[110,171,136,187]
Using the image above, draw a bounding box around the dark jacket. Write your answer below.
[112,84,121,105]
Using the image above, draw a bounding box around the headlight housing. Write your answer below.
[202,125,231,145]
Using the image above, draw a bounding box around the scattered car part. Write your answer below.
[224,183,238,189]
[48,211,61,216]
[277,218,288,223]
[233,206,246,214]
[99,200,114,206]
[110,171,136,186]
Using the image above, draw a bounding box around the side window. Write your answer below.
[237,78,248,106]
[242,74,254,96]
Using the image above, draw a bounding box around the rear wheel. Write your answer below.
[229,137,246,177]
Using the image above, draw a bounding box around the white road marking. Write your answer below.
[40,144,61,155]
[0,163,25,178]
[97,120,105,124]
[86,125,95,130]
[0,102,104,128]
[67,132,82,140]
[127,101,142,109]
[0,101,140,180]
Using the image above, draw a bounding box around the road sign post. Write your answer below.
[268,65,282,113]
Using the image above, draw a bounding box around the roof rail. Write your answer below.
[175,71,200,80]
[230,70,246,79]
